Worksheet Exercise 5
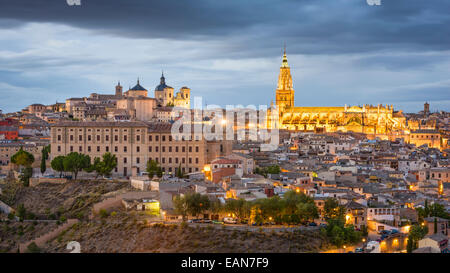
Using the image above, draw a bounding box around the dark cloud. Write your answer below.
[0,0,449,113]
[0,0,449,56]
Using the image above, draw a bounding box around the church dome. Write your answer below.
[155,72,172,91]
[130,79,147,91]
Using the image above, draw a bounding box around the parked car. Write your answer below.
[308,222,317,227]
[202,219,212,224]
[378,230,391,235]
[212,220,224,225]
[355,248,364,253]
[223,217,237,224]
[391,229,399,234]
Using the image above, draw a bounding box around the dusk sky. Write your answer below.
[0,0,449,113]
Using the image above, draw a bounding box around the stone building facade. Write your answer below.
[50,121,232,177]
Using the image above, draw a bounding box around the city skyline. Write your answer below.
[0,0,449,113]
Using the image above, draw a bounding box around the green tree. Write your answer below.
[173,195,189,221]
[323,198,345,220]
[146,159,162,179]
[11,148,35,168]
[19,167,33,186]
[225,198,251,222]
[297,202,319,223]
[89,153,118,178]
[176,164,184,178]
[16,204,26,220]
[85,157,102,178]
[51,156,65,178]
[40,145,50,175]
[266,165,281,174]
[407,224,429,252]
[186,193,210,218]
[11,148,35,186]
[63,152,91,180]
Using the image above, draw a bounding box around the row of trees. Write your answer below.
[172,191,362,247]
[51,152,117,179]
[174,190,319,225]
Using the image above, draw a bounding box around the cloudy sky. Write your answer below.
[0,0,449,113]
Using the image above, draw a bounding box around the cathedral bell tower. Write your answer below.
[275,46,294,113]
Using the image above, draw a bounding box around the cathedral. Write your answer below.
[268,49,407,136]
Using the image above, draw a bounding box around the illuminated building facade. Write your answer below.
[268,49,408,136]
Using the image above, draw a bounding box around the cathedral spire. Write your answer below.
[281,43,289,68]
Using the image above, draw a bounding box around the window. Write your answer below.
[97,146,100,152]
[105,135,109,141]
[155,135,159,142]
[195,146,199,153]
[169,157,172,163]
[58,135,61,141]
[70,146,73,152]
[182,147,185,153]
[149,146,152,152]
[155,146,159,152]
[57,146,61,152]
[176,147,179,152]
[162,135,166,142]
[97,135,100,141]
[79,135,82,141]
[88,135,92,141]
[162,146,165,153]
[182,158,185,164]
[124,146,127,152]
[169,135,172,141]
[124,158,127,163]
[175,158,179,164]
[114,146,118,152]
[115,135,118,141]
[195,158,199,164]
[189,146,192,153]
[162,158,166,164]
[136,146,140,153]
[149,135,152,142]
[136,157,140,164]
[70,135,74,141]
[106,146,109,152]
[137,135,140,142]
[124,135,127,141]
[88,146,91,152]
